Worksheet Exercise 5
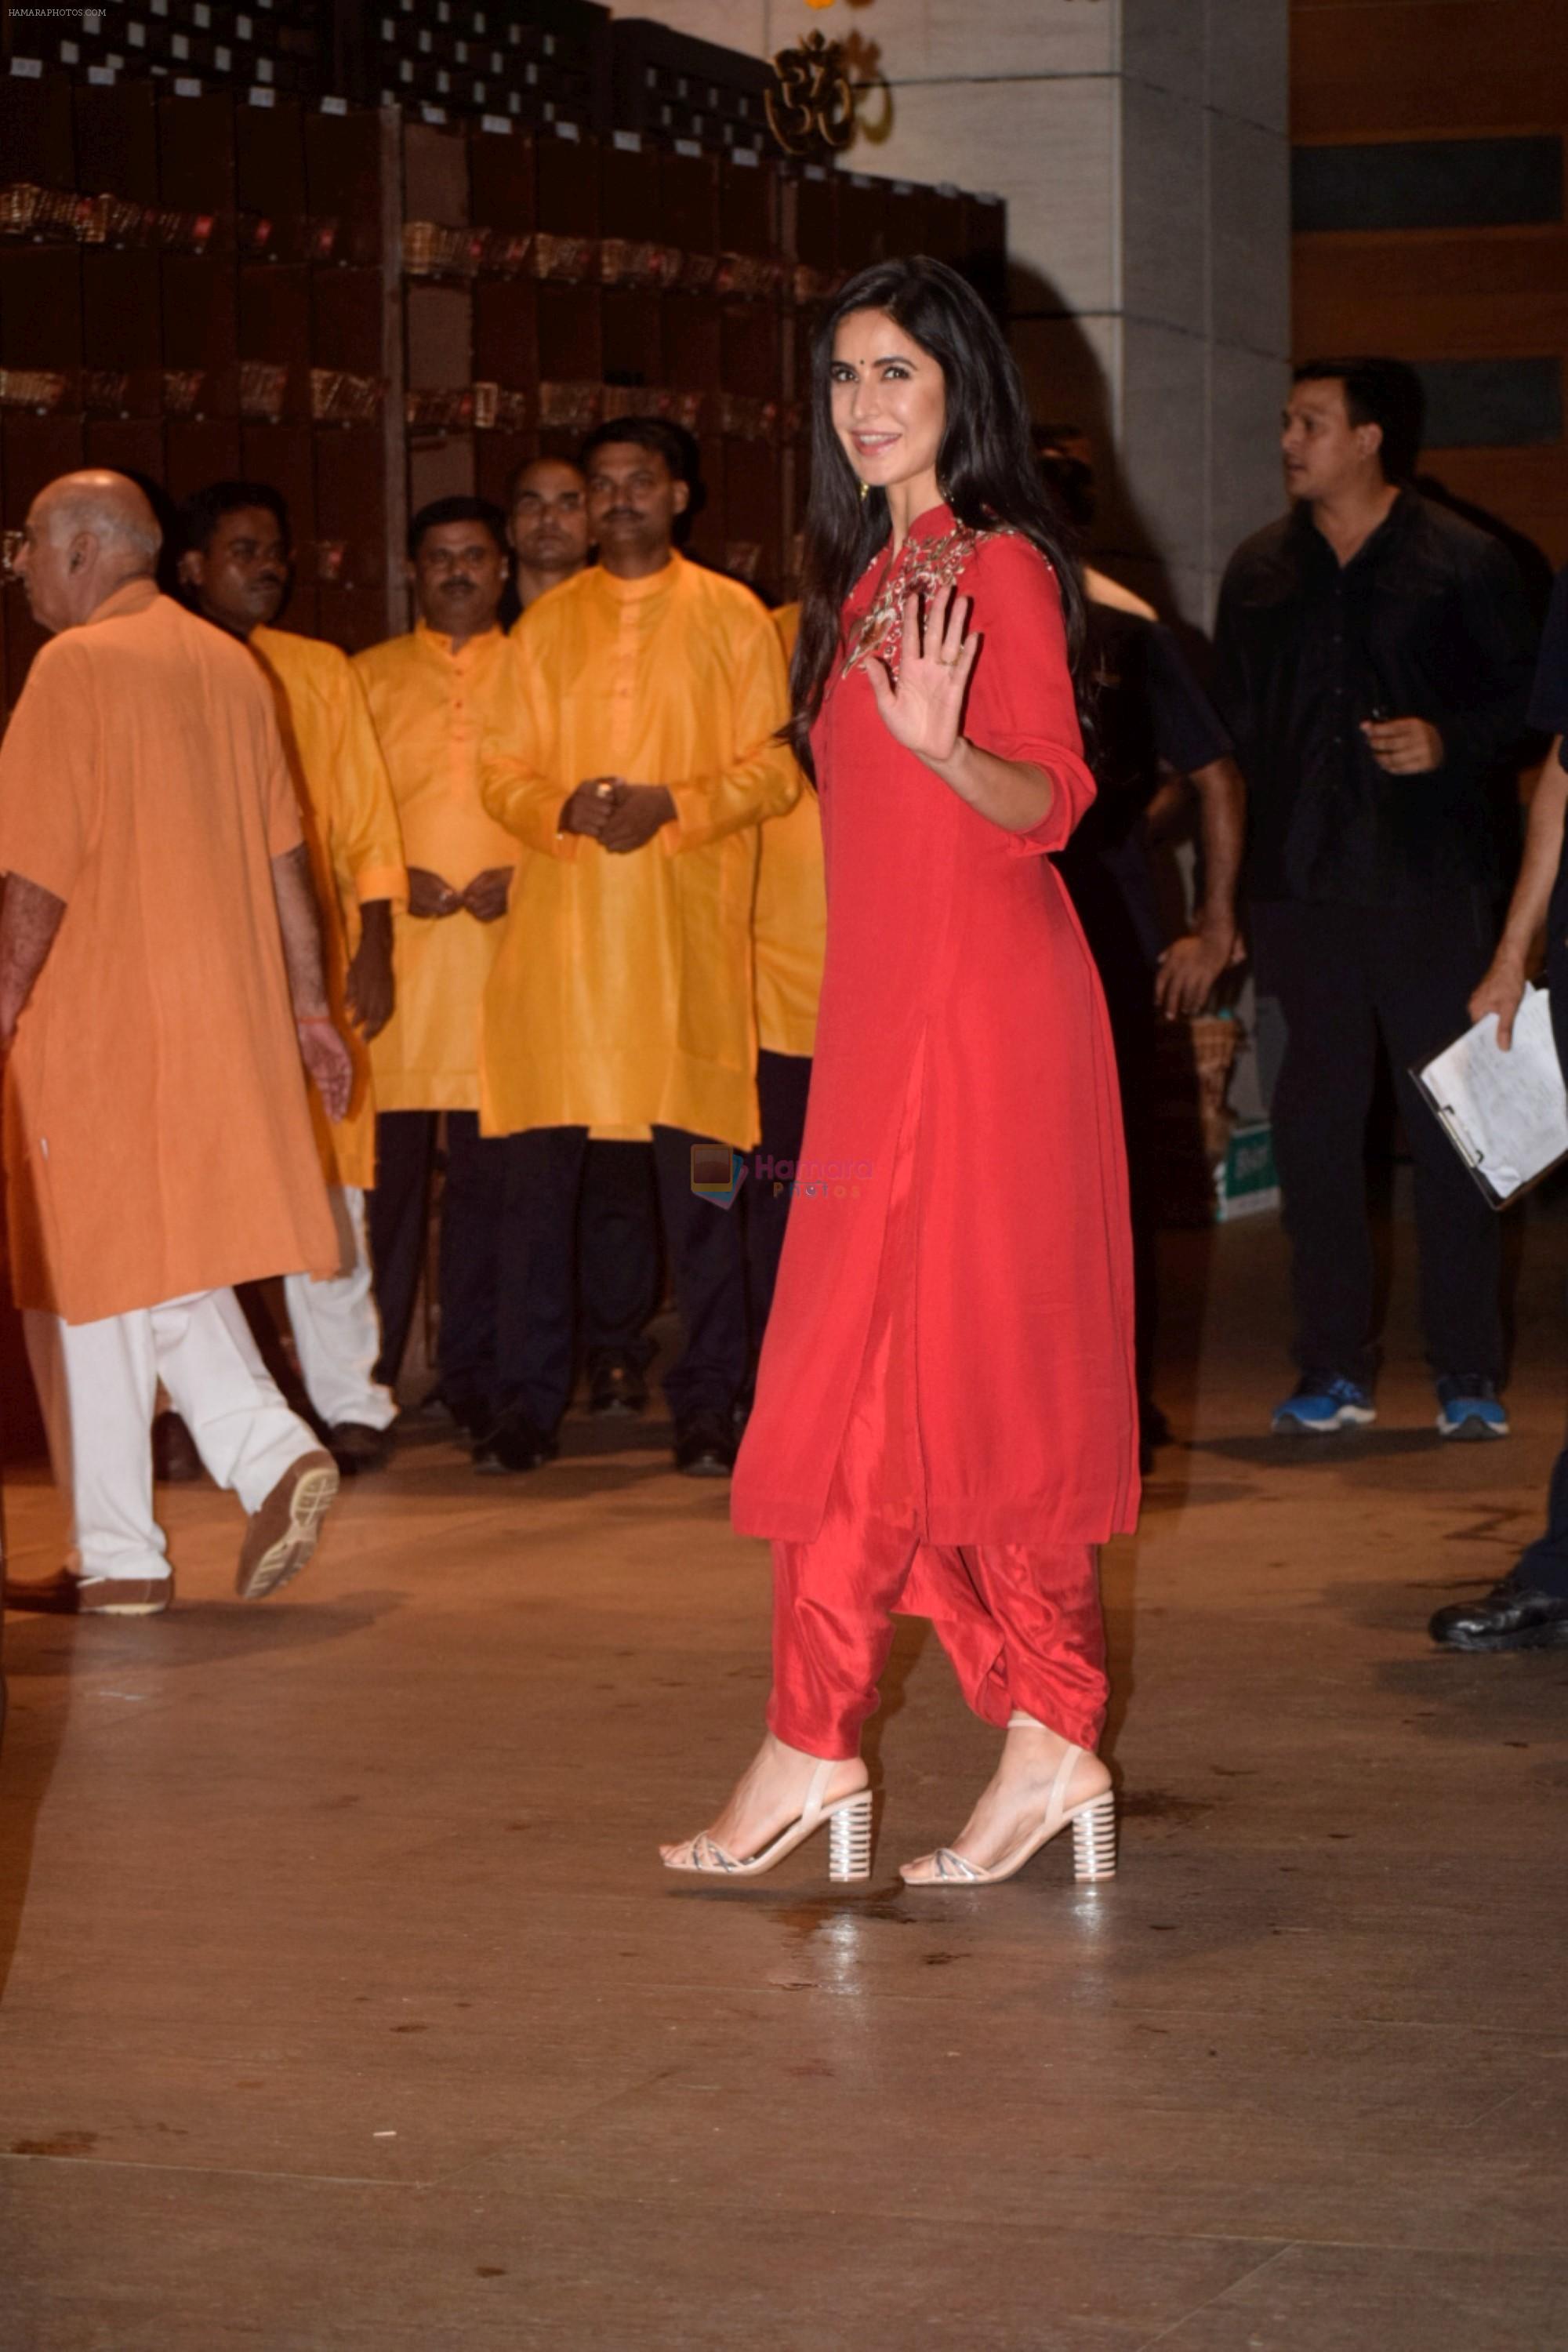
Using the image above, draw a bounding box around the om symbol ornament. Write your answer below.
[767,29,855,156]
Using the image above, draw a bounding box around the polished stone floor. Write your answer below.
[2,1197,1566,2350]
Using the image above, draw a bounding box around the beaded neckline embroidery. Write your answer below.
[841,521,1017,682]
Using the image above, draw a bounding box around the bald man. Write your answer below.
[0,472,352,1614]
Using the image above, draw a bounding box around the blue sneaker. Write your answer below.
[1271,1372,1377,1434]
[1436,1376,1509,1440]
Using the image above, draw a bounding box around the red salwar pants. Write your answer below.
[767,1483,1108,1761]
[764,1054,1109,1764]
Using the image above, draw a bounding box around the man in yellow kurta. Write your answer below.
[480,417,797,1476]
[508,452,590,612]
[179,481,408,1474]
[0,472,349,1615]
[509,454,664,1420]
[354,498,517,1441]
[746,600,826,1347]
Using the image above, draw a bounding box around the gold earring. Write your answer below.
[858,480,869,503]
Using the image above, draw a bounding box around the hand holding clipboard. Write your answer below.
[1413,984,1568,1207]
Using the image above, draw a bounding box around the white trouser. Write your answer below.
[282,1186,397,1433]
[24,1289,318,1581]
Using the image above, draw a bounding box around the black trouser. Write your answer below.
[1512,1450,1568,1599]
[1062,858,1160,1421]
[745,1048,814,1347]
[495,1123,748,1432]
[368,1109,506,1420]
[577,1141,661,1374]
[1251,892,1503,1384]
[1511,954,1568,1598]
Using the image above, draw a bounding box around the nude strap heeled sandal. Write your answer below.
[900,1726,1117,1887]
[662,1759,875,1883]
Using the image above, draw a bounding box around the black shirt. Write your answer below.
[1060,601,1233,973]
[1532,568,1568,971]
[1087,604,1233,814]
[1531,565,1568,740]
[1215,488,1537,905]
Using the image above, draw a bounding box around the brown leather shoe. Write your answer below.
[235,1450,339,1601]
[3,1568,172,1617]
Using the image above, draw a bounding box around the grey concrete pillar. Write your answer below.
[622,0,1292,626]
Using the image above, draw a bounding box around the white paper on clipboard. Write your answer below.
[1413,983,1568,1207]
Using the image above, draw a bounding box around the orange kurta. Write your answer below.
[754,603,826,1058]
[0,582,338,1324]
[354,623,518,1112]
[251,625,407,1190]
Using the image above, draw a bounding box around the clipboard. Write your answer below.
[1411,983,1568,1210]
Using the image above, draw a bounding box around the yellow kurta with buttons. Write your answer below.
[249,624,407,1192]
[479,552,797,1148]
[353,622,520,1114]
[753,602,826,1059]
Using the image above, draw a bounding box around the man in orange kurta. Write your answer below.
[180,480,408,1473]
[478,419,797,1477]
[354,498,518,1438]
[0,472,350,1615]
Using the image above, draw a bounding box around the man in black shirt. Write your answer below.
[1039,439,1245,1457]
[1059,586,1243,1454]
[1216,358,1537,1437]
[1432,567,1568,1649]
[1062,595,1243,1008]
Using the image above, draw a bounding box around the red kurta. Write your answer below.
[731,507,1140,1549]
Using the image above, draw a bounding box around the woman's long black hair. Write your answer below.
[789,255,1088,777]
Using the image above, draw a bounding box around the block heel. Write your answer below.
[1071,1790,1117,1882]
[828,1789,874,1882]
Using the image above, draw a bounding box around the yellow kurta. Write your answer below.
[354,623,521,1112]
[250,625,406,1191]
[753,603,826,1059]
[480,552,797,1147]
[514,591,649,1148]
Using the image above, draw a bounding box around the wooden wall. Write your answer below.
[0,67,1002,695]
[0,78,397,703]
[1292,0,1568,570]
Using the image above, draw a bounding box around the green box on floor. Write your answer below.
[1214,1120,1279,1222]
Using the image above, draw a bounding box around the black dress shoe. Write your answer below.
[673,1410,738,1479]
[1429,1577,1568,1652]
[442,1392,493,1444]
[589,1356,648,1417]
[475,1408,559,1475]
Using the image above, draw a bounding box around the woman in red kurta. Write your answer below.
[662,259,1138,1889]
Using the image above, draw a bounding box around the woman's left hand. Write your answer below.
[866,589,978,768]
